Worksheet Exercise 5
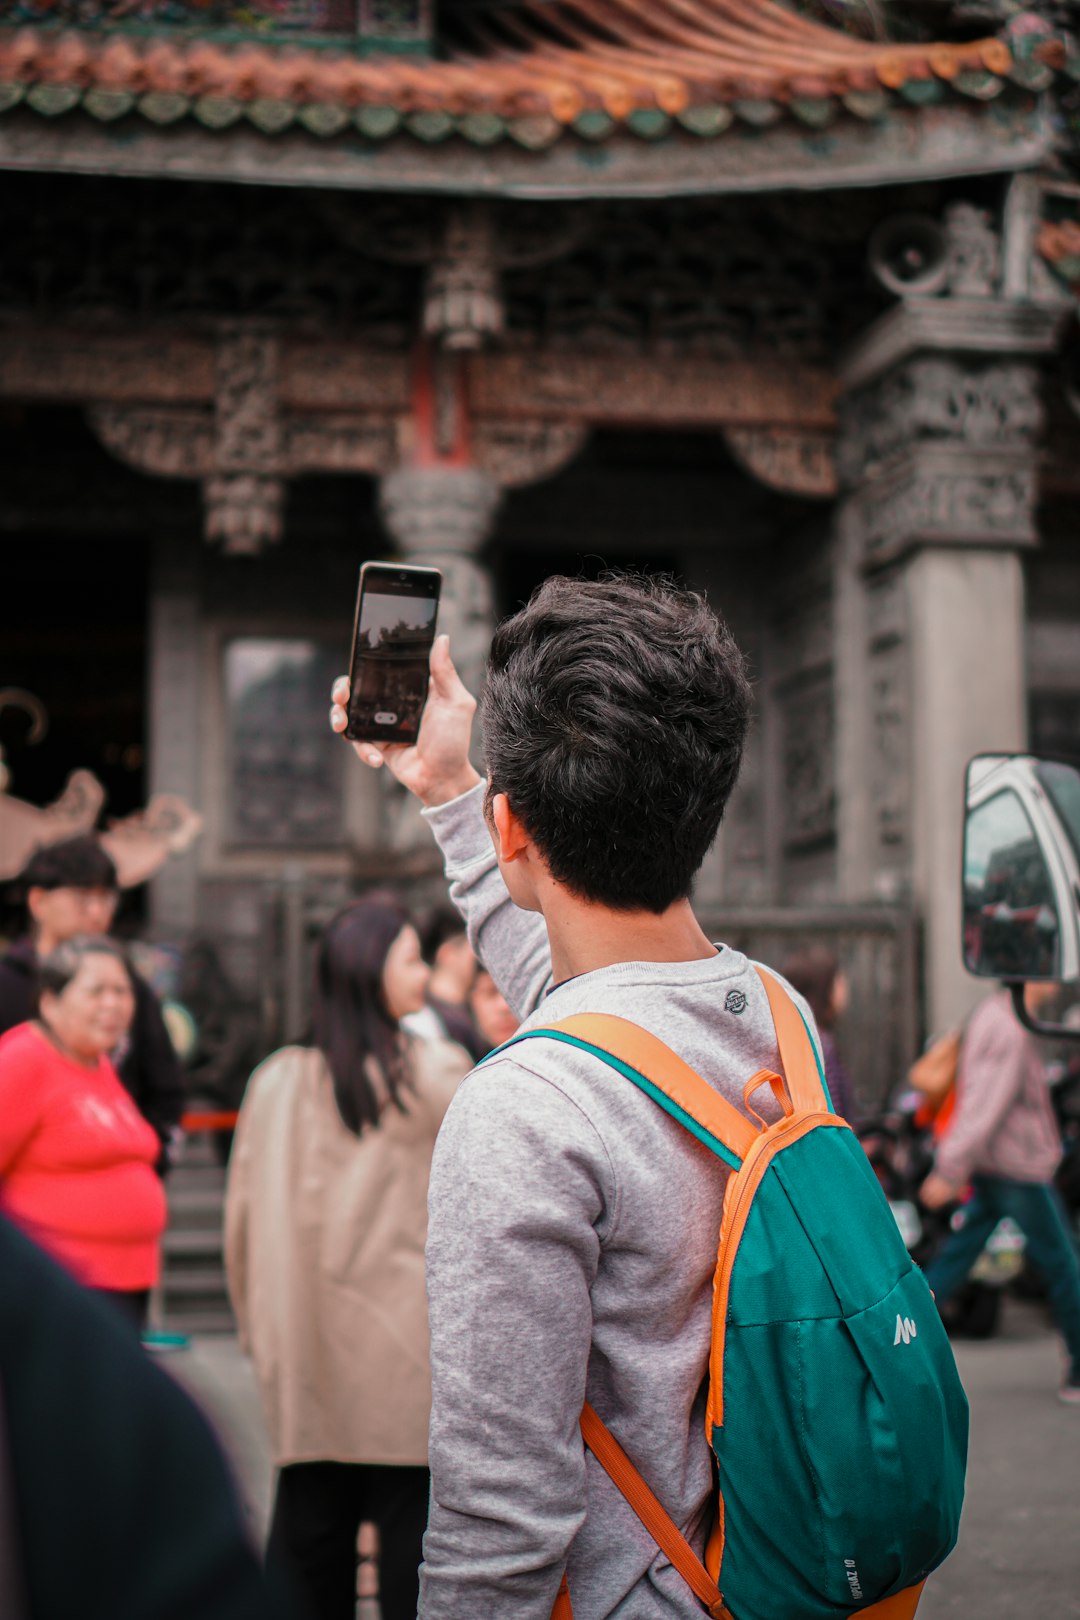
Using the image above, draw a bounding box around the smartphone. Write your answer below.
[344,561,442,745]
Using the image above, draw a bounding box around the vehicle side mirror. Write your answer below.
[963,754,1080,1036]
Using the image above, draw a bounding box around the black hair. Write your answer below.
[310,892,415,1136]
[481,573,752,913]
[37,935,131,1001]
[20,836,118,896]
[419,904,467,965]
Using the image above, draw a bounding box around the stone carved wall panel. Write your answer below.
[840,358,1043,484]
[856,453,1038,565]
[865,570,911,860]
[778,678,836,853]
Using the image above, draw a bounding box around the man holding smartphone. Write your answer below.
[331,576,812,1619]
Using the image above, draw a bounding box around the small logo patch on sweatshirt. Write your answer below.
[725,989,747,1015]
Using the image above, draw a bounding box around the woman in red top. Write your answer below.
[0,934,167,1329]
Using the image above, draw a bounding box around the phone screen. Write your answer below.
[345,564,442,745]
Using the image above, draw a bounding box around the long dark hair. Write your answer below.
[311,893,414,1136]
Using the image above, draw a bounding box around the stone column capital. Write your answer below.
[378,463,501,558]
[838,319,1058,573]
[840,296,1066,394]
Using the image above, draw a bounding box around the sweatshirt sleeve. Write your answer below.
[419,1060,612,1619]
[935,999,1027,1187]
[422,784,554,1020]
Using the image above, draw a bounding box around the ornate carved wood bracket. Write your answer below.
[472,420,590,488]
[723,427,837,498]
[204,323,283,554]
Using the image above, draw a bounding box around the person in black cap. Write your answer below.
[0,836,185,1169]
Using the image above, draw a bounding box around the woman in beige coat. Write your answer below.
[224,893,470,1620]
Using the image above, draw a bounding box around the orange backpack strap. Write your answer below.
[579,1403,733,1620]
[860,1582,926,1618]
[550,1572,574,1620]
[753,965,830,1115]
[526,1013,758,1166]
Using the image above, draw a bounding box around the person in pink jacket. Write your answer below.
[920,983,1080,1404]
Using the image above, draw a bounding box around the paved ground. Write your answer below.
[170,1297,1079,1617]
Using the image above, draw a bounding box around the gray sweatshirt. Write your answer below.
[419,785,819,1620]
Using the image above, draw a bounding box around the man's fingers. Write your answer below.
[429,634,474,704]
[331,674,350,706]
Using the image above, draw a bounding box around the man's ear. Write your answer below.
[491,793,531,864]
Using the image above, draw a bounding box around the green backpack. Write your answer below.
[500,966,969,1620]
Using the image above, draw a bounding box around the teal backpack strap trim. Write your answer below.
[487,1027,744,1171]
[794,1002,833,1112]
[753,965,833,1115]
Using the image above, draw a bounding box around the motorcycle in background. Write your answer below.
[857,1092,1025,1340]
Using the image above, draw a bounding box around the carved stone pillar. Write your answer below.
[836,290,1063,1033]
[378,463,501,707]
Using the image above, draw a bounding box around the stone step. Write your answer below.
[155,1307,236,1336]
[164,1226,225,1259]
[162,1133,232,1331]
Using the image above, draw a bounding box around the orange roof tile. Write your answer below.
[0,2,1063,142]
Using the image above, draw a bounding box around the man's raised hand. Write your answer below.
[330,634,482,809]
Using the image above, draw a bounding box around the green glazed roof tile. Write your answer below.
[459,111,505,145]
[676,103,734,136]
[83,88,135,121]
[508,113,562,148]
[298,102,350,136]
[790,97,838,127]
[248,98,296,133]
[25,84,81,117]
[627,107,672,139]
[573,109,615,140]
[354,104,402,138]
[898,77,944,105]
[733,99,782,128]
[195,95,245,129]
[138,90,191,124]
[406,109,454,141]
[842,88,889,120]
[954,68,1006,99]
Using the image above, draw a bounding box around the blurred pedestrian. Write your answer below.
[0,1210,297,1620]
[0,936,167,1331]
[0,838,185,1169]
[406,905,484,1061]
[921,982,1080,1404]
[224,893,470,1620]
[468,966,519,1055]
[782,947,858,1123]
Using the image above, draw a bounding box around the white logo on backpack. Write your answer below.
[893,1314,917,1346]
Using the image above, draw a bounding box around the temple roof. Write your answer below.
[0,2,1065,148]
